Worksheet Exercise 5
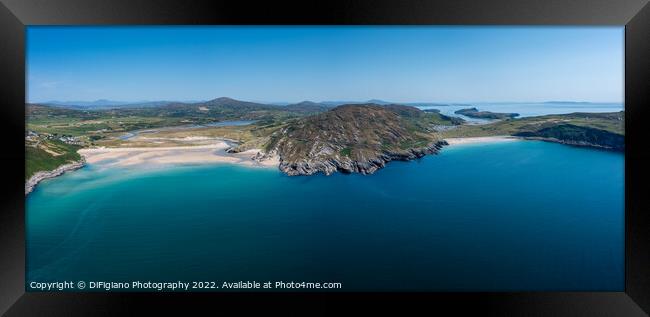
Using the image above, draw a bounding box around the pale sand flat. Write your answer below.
[444,136,519,145]
[78,142,279,168]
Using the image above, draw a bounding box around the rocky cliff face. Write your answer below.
[25,158,86,195]
[256,104,447,175]
[267,141,447,176]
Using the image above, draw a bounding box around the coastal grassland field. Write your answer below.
[93,120,289,151]
[27,105,203,143]
[26,102,302,144]
[25,139,81,180]
[27,110,266,141]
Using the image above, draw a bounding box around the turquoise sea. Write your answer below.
[26,140,624,291]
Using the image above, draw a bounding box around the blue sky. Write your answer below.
[27,26,624,103]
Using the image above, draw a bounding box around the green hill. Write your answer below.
[260,104,452,175]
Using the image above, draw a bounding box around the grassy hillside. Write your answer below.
[441,111,624,151]
[262,104,451,175]
[441,111,624,138]
[266,104,441,160]
[26,140,81,180]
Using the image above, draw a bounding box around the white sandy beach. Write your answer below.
[444,136,519,145]
[78,141,279,168]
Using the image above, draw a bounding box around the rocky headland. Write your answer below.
[25,158,86,195]
[256,104,450,176]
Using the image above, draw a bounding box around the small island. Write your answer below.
[455,107,520,119]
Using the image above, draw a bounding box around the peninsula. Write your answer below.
[257,104,452,175]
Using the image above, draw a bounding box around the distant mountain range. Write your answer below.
[42,100,203,109]
[35,98,618,110]
[44,99,130,107]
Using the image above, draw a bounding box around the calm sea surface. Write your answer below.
[26,140,624,291]
[417,102,623,123]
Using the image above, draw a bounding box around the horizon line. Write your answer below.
[28,97,625,105]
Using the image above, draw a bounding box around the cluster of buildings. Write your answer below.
[25,130,83,146]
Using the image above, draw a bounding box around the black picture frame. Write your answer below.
[1,0,648,315]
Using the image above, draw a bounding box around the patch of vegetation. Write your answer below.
[514,124,624,151]
[441,111,624,139]
[26,140,81,180]
[441,111,624,151]
[455,107,519,119]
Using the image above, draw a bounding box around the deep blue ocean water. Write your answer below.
[26,140,624,291]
